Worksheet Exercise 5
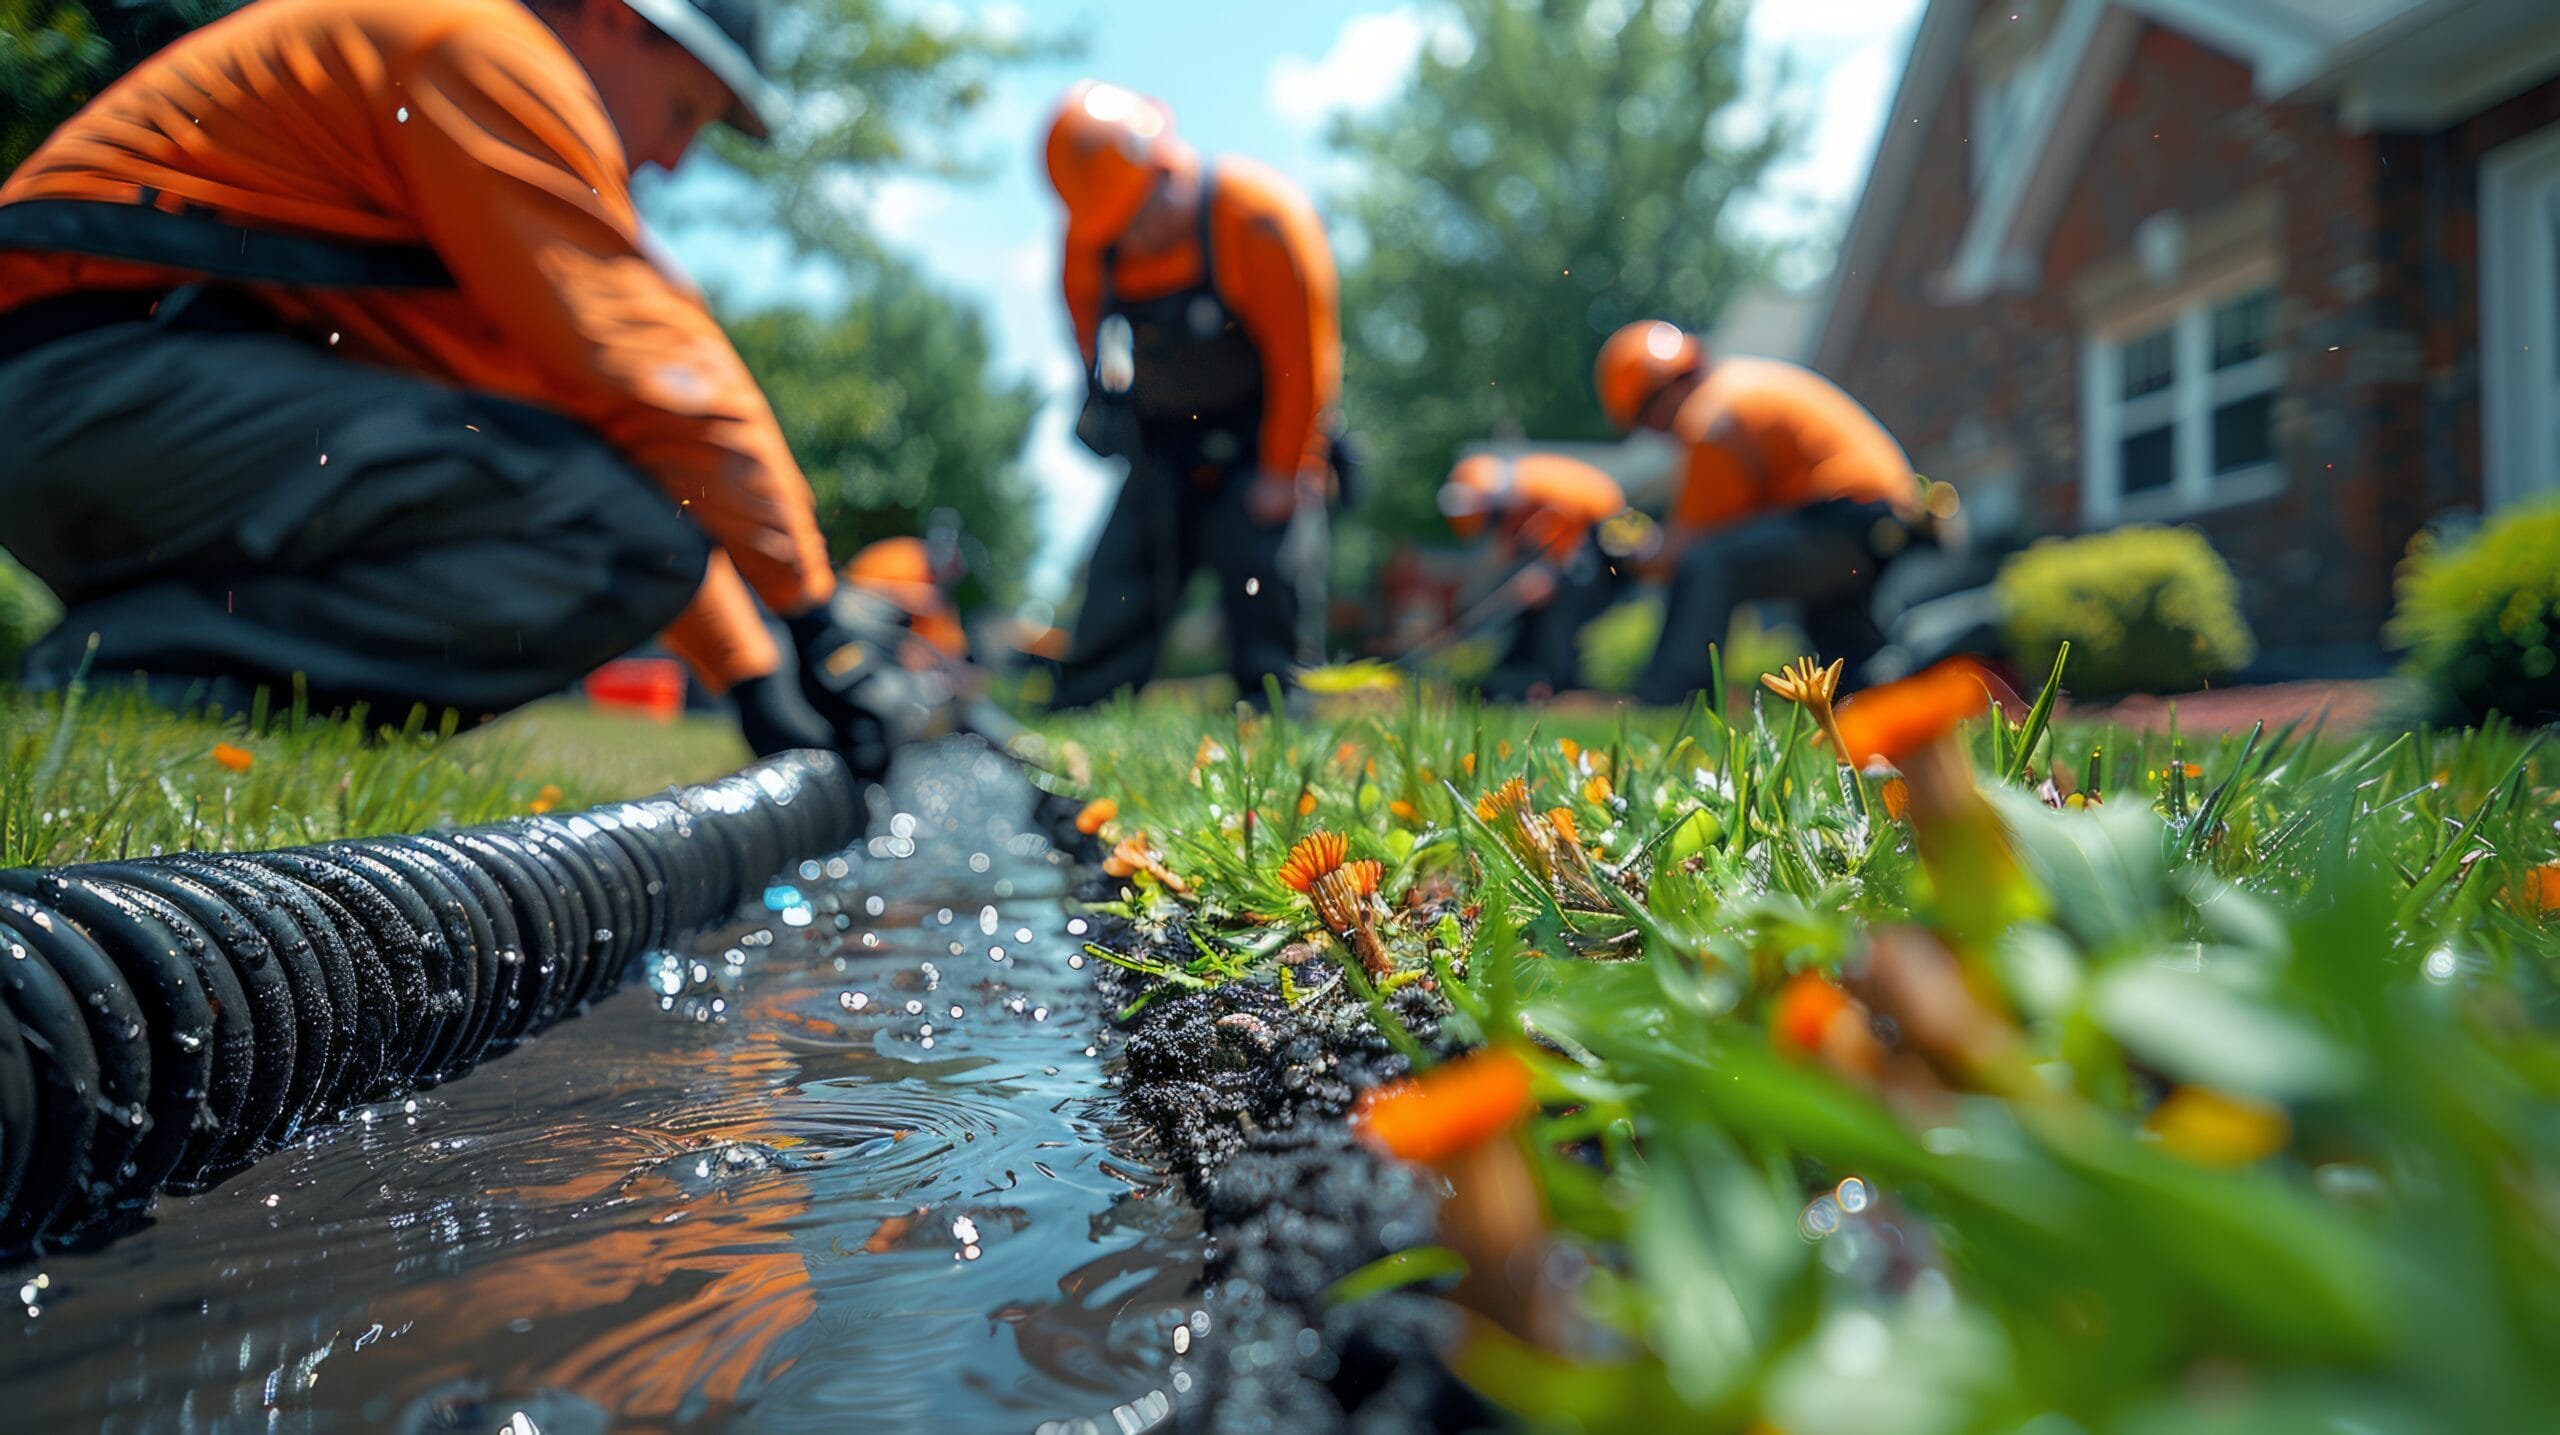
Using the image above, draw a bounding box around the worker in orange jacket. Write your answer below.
[1041,81,1343,709]
[0,0,890,761]
[1438,453,1641,698]
[1595,320,1926,706]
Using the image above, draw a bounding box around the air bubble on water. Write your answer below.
[1067,918,1089,936]
[979,905,999,935]
[948,941,965,956]
[920,1024,934,1037]
[989,946,1006,961]
[690,961,711,984]
[395,106,409,122]
[952,1215,980,1244]
[840,991,869,1011]
[784,907,813,928]
[862,933,882,948]
[1172,1325,1191,1354]
[1800,1195,1843,1239]
[949,1005,963,1019]
[866,895,886,916]
[1015,927,1034,943]
[722,947,746,967]
[1033,1006,1049,1022]
[905,1000,924,1015]
[798,860,822,880]
[969,853,991,873]
[936,908,954,926]
[890,813,917,839]
[920,1036,935,1049]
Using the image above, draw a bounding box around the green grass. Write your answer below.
[0,687,741,867]
[1043,659,2560,1433]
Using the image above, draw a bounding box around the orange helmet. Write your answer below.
[844,537,966,659]
[1044,81,1178,247]
[1594,320,1706,431]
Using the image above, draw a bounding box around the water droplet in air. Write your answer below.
[1245,577,1261,596]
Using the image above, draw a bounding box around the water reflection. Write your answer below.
[3,744,1202,1432]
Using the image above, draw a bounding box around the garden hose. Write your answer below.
[0,748,863,1260]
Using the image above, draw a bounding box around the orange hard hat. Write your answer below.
[844,537,968,660]
[1594,320,1706,431]
[1044,80,1178,248]
[1442,454,1627,555]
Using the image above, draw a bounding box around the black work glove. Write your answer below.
[730,670,833,758]
[784,599,952,785]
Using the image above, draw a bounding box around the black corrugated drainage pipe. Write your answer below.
[0,750,860,1258]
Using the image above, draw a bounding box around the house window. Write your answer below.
[2482,120,2560,510]
[2081,281,2286,524]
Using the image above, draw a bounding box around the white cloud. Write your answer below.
[1745,0,1927,58]
[1265,9,1432,135]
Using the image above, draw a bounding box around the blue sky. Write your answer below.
[650,0,1927,599]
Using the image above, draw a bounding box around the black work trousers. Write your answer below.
[1635,500,1902,707]
[1481,541,1628,701]
[0,301,709,723]
[1050,437,1297,711]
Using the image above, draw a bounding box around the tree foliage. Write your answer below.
[724,266,1040,609]
[1329,0,1784,543]
[1,0,242,171]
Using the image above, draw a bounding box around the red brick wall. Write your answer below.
[1833,23,2432,662]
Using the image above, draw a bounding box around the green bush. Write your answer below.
[0,549,60,677]
[2390,498,2560,725]
[1995,524,2255,696]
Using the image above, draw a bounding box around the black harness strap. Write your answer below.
[0,198,453,289]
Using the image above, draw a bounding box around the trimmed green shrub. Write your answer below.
[1995,524,2255,697]
[0,549,59,678]
[2389,498,2560,725]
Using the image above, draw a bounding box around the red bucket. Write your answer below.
[582,657,685,723]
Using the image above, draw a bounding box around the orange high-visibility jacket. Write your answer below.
[1668,358,1919,533]
[1060,155,1340,481]
[0,0,831,689]
[1448,454,1626,559]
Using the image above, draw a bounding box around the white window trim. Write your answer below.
[2481,118,2560,512]
[2081,266,2287,527]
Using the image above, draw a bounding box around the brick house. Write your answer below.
[1814,0,2560,674]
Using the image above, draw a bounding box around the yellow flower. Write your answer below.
[528,782,562,814]
[2142,1086,2289,1167]
[1582,773,1612,805]
[1474,777,1531,824]
[1762,656,1850,759]
[211,742,254,773]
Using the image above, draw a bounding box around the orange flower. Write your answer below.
[1496,740,1512,760]
[1545,807,1579,845]
[1558,738,1581,765]
[1462,752,1478,778]
[1582,773,1612,805]
[1334,741,1361,768]
[1387,799,1420,822]
[1277,832,1389,974]
[1827,658,2021,768]
[1354,1047,1536,1165]
[1879,776,1911,821]
[1104,831,1190,894]
[2519,861,2560,918]
[1773,970,1854,1055]
[1074,797,1118,835]
[211,742,254,773]
[1474,777,1531,824]
[528,782,562,814]
[1297,788,1319,817]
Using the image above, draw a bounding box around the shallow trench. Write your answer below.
[1,743,1205,1433]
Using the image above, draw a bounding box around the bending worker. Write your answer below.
[0,0,885,761]
[1594,320,1924,706]
[1042,80,1342,709]
[1438,453,1641,699]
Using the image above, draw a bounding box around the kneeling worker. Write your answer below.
[1438,453,1643,699]
[0,0,889,761]
[1041,81,1342,708]
[1594,321,1924,706]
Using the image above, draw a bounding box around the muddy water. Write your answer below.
[1,745,1202,1433]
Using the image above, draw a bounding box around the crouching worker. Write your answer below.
[1593,321,1925,706]
[1041,81,1343,709]
[0,0,891,762]
[1438,453,1646,699]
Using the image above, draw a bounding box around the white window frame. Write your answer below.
[2080,263,2287,526]
[2481,119,2560,512]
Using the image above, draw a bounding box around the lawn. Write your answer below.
[0,686,742,868]
[1047,656,2560,1432]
